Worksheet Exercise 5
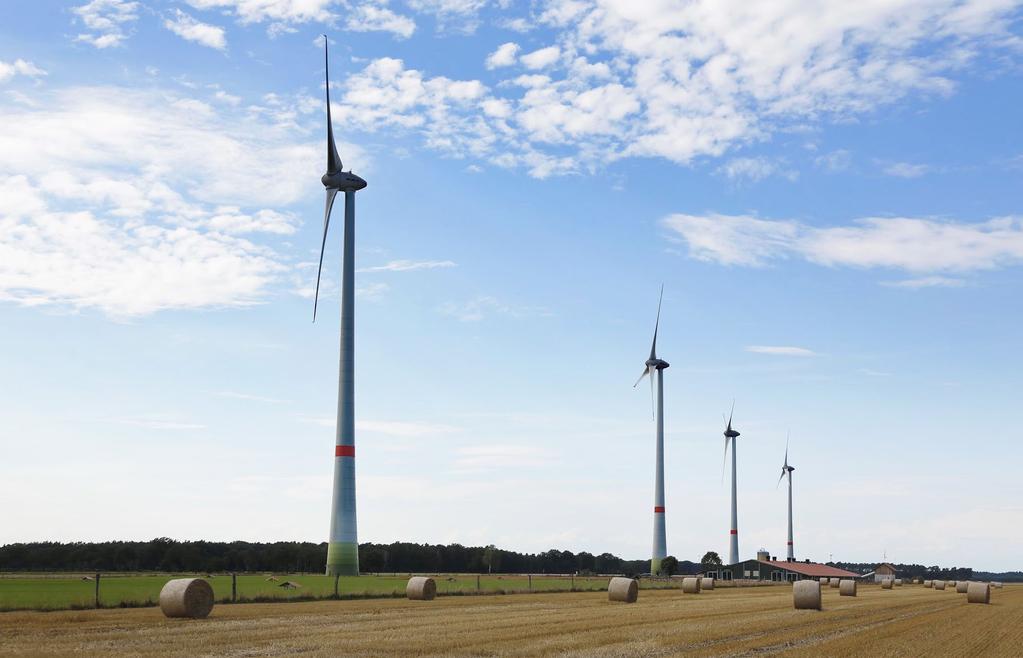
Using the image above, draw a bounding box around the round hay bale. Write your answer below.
[406,576,436,601]
[895,579,903,586]
[923,580,933,588]
[159,578,214,619]
[793,580,821,610]
[829,578,840,588]
[881,578,893,589]
[948,580,957,588]
[934,580,946,590]
[608,577,638,603]
[839,579,857,597]
[967,582,990,604]
[956,580,969,594]
[701,577,714,590]
[992,582,1003,589]
[681,577,701,594]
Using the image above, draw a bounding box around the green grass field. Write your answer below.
[0,574,681,611]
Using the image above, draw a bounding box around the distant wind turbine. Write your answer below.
[314,37,368,577]
[777,434,796,561]
[722,403,740,565]
[634,286,669,575]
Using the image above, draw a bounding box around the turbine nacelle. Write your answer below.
[322,170,367,191]
[724,426,740,439]
[645,357,670,370]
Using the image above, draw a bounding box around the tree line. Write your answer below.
[830,561,974,581]
[0,539,697,576]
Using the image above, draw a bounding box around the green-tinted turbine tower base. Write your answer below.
[326,542,359,576]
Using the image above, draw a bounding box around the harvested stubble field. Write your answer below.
[0,583,1019,657]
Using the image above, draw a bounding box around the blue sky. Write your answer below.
[1,0,1022,571]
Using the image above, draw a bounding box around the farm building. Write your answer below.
[860,563,900,582]
[703,550,860,583]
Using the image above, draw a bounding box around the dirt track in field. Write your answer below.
[1,583,1019,657]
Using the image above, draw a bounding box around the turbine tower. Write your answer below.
[777,435,796,561]
[634,286,669,575]
[314,37,368,577]
[722,404,740,565]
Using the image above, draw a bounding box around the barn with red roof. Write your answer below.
[703,549,861,583]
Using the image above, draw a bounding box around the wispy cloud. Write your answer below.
[356,282,390,301]
[358,259,456,273]
[663,213,1023,275]
[745,345,818,357]
[0,59,47,83]
[454,444,551,470]
[717,157,798,183]
[163,9,227,50]
[883,161,931,178]
[345,4,416,39]
[72,0,138,48]
[882,276,965,289]
[439,295,551,322]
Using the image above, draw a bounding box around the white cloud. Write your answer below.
[883,161,931,178]
[163,9,228,50]
[0,86,330,317]
[111,416,206,430]
[185,0,334,23]
[346,4,417,38]
[454,444,551,470]
[882,275,966,288]
[745,345,818,357]
[407,0,488,32]
[663,213,1023,275]
[815,149,852,172]
[439,295,551,321]
[717,156,798,183]
[485,42,520,69]
[322,1,1021,177]
[72,0,138,48]
[216,391,289,403]
[520,45,561,70]
[358,259,456,272]
[0,59,47,83]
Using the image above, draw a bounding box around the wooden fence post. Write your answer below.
[476,574,480,592]
[334,574,340,599]
[232,573,237,602]
[528,574,532,592]
[94,573,100,609]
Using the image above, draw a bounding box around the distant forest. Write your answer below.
[2,540,1013,581]
[0,539,701,576]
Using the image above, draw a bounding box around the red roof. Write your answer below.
[759,560,860,578]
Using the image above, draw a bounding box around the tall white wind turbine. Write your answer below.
[722,403,740,565]
[314,37,368,577]
[634,286,669,575]
[777,435,796,560]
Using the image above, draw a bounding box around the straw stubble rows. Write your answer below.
[0,583,1018,657]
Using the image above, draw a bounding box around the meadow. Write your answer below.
[0,582,1017,657]
[0,573,673,611]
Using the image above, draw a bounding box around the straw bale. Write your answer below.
[159,578,214,619]
[793,580,821,610]
[608,577,638,603]
[406,576,436,601]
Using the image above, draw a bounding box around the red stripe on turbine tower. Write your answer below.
[654,506,665,513]
[335,445,355,457]
[730,529,738,535]
[787,541,794,545]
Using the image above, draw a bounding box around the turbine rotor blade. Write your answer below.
[324,36,343,174]
[312,188,338,322]
[721,436,730,484]
[633,367,650,388]
[649,284,663,360]
[728,399,735,428]
[777,468,786,489]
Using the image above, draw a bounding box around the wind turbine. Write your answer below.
[634,286,669,575]
[722,403,740,565]
[314,37,368,577]
[777,434,795,561]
